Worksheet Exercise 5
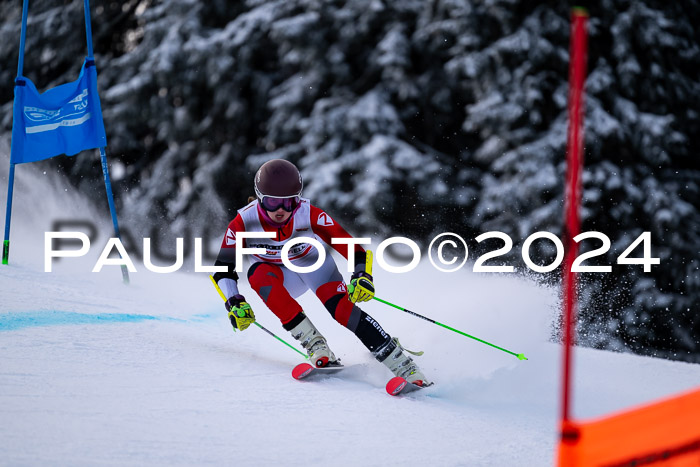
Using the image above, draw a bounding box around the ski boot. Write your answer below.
[290,315,338,368]
[376,337,432,387]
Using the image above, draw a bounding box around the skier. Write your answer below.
[213,159,431,386]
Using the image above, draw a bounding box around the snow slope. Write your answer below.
[1,163,699,466]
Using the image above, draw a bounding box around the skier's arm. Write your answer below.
[310,205,374,302]
[309,205,366,262]
[214,215,255,331]
[213,215,244,297]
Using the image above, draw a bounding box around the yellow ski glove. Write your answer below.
[348,250,375,303]
[226,294,255,331]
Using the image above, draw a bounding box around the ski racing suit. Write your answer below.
[213,198,395,359]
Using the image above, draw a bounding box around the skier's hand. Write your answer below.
[348,271,375,303]
[226,294,255,331]
[348,249,375,303]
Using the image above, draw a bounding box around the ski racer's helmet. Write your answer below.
[254,159,303,212]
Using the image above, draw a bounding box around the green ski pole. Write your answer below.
[210,275,308,360]
[372,295,527,361]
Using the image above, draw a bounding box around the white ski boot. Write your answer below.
[377,337,431,387]
[290,315,338,368]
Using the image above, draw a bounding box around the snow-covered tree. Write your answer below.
[0,0,698,361]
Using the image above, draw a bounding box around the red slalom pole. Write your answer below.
[561,7,589,424]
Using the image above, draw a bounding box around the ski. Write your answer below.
[292,362,344,381]
[385,376,432,396]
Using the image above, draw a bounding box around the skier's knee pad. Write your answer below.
[316,281,391,353]
[316,281,356,327]
[247,262,302,324]
[247,262,283,289]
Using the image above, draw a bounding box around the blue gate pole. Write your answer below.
[99,147,129,284]
[2,164,16,264]
[85,1,128,283]
[84,0,93,58]
[4,0,30,265]
[17,0,28,76]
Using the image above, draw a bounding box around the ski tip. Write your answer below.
[292,361,344,381]
[516,353,528,361]
[386,376,433,396]
[386,376,409,396]
[292,362,315,380]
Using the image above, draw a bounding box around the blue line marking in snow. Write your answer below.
[0,311,160,331]
[190,313,216,321]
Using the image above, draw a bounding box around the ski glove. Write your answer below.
[226,294,255,331]
[348,249,375,303]
[348,271,375,303]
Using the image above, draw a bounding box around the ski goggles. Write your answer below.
[260,195,300,213]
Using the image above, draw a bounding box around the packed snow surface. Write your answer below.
[1,167,699,465]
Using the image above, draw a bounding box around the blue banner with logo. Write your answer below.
[10,58,107,164]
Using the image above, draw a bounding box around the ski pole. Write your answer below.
[372,296,528,361]
[209,275,308,360]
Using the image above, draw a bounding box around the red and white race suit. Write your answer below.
[214,199,392,356]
